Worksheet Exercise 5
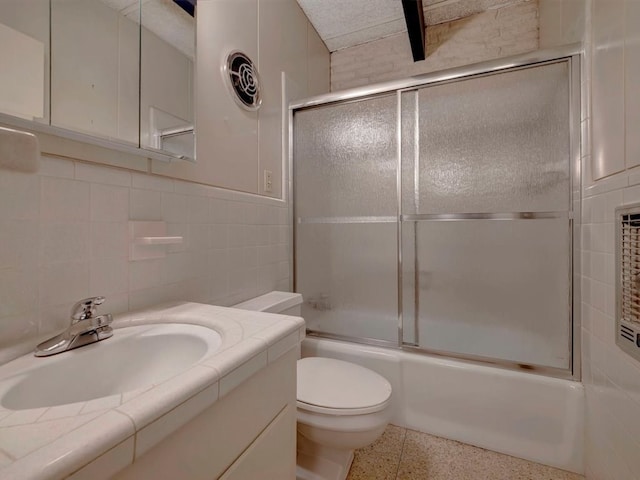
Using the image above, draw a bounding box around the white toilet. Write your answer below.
[233,291,392,480]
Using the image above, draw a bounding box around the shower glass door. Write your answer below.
[293,94,399,342]
[401,61,573,369]
[292,52,579,375]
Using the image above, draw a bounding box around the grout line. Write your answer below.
[394,427,408,480]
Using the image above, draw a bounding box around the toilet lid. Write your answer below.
[297,357,392,415]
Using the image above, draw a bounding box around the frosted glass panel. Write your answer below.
[293,57,575,373]
[296,223,398,342]
[414,219,571,369]
[409,62,570,214]
[294,95,397,218]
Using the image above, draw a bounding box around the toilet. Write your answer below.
[233,291,392,480]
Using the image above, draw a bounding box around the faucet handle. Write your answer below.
[70,296,106,322]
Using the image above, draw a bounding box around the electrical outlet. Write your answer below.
[264,169,273,193]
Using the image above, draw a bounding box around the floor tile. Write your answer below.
[346,426,584,480]
[347,425,406,480]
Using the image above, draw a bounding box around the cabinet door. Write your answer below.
[219,405,296,480]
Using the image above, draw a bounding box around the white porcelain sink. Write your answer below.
[0,323,223,410]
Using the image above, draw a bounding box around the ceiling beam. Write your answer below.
[173,0,196,17]
[401,0,426,62]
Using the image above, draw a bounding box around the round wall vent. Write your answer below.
[223,51,262,111]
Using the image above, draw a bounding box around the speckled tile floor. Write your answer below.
[346,425,584,480]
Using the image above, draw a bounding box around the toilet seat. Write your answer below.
[297,357,392,416]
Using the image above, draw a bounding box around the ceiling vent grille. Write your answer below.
[223,51,261,111]
[616,204,640,362]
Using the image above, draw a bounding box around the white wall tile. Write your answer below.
[209,198,229,224]
[0,311,38,350]
[622,184,640,205]
[583,134,640,479]
[131,173,173,192]
[187,195,210,224]
[90,222,128,260]
[39,261,90,307]
[89,258,129,296]
[129,259,164,291]
[258,264,279,292]
[38,302,73,336]
[0,268,39,318]
[40,222,90,265]
[41,177,90,222]
[128,285,174,312]
[75,162,131,187]
[40,156,75,179]
[210,225,229,249]
[227,201,248,224]
[188,224,210,252]
[227,225,246,248]
[129,189,162,221]
[91,184,129,222]
[0,171,40,221]
[162,252,193,285]
[0,220,39,269]
[102,292,129,316]
[161,192,188,224]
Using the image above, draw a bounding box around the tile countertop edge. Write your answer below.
[0,302,305,480]
[0,410,135,480]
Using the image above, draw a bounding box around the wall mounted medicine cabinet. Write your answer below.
[0,0,194,165]
[0,0,330,198]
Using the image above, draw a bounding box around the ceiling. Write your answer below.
[100,0,515,58]
[100,0,194,58]
[295,0,522,52]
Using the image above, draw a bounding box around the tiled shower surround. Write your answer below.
[582,174,640,479]
[0,155,290,360]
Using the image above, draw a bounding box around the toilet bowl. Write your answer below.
[233,292,393,480]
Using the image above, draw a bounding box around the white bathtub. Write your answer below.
[301,337,585,474]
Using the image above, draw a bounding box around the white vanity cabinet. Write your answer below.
[114,348,298,480]
[0,303,303,480]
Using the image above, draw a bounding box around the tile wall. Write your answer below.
[0,156,290,361]
[582,0,640,479]
[582,174,640,480]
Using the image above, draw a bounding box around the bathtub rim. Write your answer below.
[305,330,580,382]
[301,335,585,475]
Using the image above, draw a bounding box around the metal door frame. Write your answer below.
[289,44,582,381]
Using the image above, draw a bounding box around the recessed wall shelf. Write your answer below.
[134,236,184,245]
[129,221,183,261]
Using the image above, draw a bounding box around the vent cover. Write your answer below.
[223,51,261,111]
[616,204,640,361]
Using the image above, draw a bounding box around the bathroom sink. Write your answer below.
[0,323,223,410]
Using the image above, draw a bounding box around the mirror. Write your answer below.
[0,0,195,161]
[50,0,140,145]
[0,1,50,124]
[139,0,195,160]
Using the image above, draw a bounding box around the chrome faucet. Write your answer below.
[34,296,113,357]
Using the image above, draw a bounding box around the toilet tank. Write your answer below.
[233,291,303,316]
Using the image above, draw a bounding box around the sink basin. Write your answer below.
[0,323,223,410]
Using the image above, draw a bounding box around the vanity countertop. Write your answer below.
[0,302,305,480]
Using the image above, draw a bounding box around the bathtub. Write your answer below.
[301,336,585,474]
